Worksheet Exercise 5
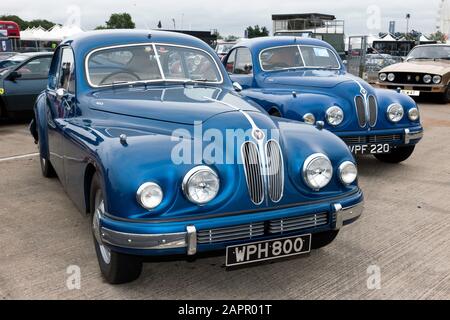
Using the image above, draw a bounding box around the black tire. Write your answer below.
[374,145,415,164]
[442,85,450,103]
[90,173,143,284]
[311,230,339,249]
[37,126,56,178]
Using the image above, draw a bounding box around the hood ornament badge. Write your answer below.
[253,129,265,141]
[360,88,367,96]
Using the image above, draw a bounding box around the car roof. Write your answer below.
[235,36,336,52]
[65,29,216,57]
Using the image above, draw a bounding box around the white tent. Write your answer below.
[19,25,83,41]
[380,33,398,41]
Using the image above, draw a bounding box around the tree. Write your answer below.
[28,19,56,30]
[246,25,269,38]
[0,15,28,29]
[96,13,135,30]
[225,35,239,41]
[429,31,447,43]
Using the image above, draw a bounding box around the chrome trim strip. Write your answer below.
[101,227,187,250]
[84,42,224,88]
[334,201,364,230]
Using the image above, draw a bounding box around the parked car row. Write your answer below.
[1,30,426,284]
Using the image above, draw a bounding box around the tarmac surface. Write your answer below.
[0,101,449,299]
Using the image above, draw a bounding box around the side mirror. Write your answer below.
[233,82,243,92]
[342,60,348,65]
[56,88,68,99]
[8,71,21,81]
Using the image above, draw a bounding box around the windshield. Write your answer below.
[407,46,450,61]
[260,45,341,71]
[216,44,235,54]
[0,54,27,69]
[87,44,223,87]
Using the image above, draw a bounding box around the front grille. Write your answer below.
[390,73,429,85]
[355,96,366,127]
[269,213,328,234]
[197,213,328,244]
[368,95,377,127]
[341,134,402,145]
[265,140,284,203]
[197,222,265,244]
[242,141,264,205]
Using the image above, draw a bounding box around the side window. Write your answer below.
[225,49,236,74]
[17,57,52,80]
[234,48,253,75]
[58,47,76,93]
[49,48,62,89]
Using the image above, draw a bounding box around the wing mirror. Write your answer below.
[8,71,22,81]
[56,88,68,99]
[342,60,348,65]
[233,82,243,92]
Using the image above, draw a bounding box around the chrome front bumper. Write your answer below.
[99,201,364,255]
[404,128,424,144]
[333,202,364,230]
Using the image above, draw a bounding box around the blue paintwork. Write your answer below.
[225,37,423,148]
[33,30,363,256]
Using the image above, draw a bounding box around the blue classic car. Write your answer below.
[224,37,424,163]
[0,52,53,118]
[30,30,364,284]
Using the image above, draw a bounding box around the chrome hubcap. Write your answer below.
[93,194,111,265]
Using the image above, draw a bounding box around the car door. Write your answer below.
[46,47,74,180]
[226,47,254,89]
[3,55,52,112]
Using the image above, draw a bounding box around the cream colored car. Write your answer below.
[378,44,450,102]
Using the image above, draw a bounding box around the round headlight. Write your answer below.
[387,103,404,123]
[379,73,387,81]
[339,161,358,185]
[303,113,316,125]
[325,106,344,126]
[303,153,333,190]
[182,166,220,205]
[408,107,420,121]
[136,182,163,210]
[387,73,395,82]
[433,75,442,84]
[423,74,432,84]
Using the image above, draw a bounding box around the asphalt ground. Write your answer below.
[0,100,449,299]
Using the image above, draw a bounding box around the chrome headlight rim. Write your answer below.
[387,103,404,123]
[408,107,420,121]
[182,165,220,205]
[338,161,358,185]
[379,73,387,82]
[303,113,316,125]
[325,105,344,126]
[136,182,164,210]
[302,153,333,191]
[423,74,432,84]
[433,75,442,84]
[387,73,395,82]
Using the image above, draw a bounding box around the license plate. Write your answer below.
[225,234,311,267]
[349,144,391,155]
[401,90,420,96]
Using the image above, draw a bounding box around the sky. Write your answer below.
[1,0,444,37]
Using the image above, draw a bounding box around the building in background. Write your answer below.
[271,13,345,57]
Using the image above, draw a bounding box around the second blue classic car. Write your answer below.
[31,30,364,284]
[224,37,424,163]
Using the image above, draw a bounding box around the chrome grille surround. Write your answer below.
[269,213,328,234]
[341,134,402,145]
[355,95,367,127]
[197,213,329,244]
[368,95,378,127]
[265,140,284,203]
[241,141,265,205]
[197,222,265,244]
